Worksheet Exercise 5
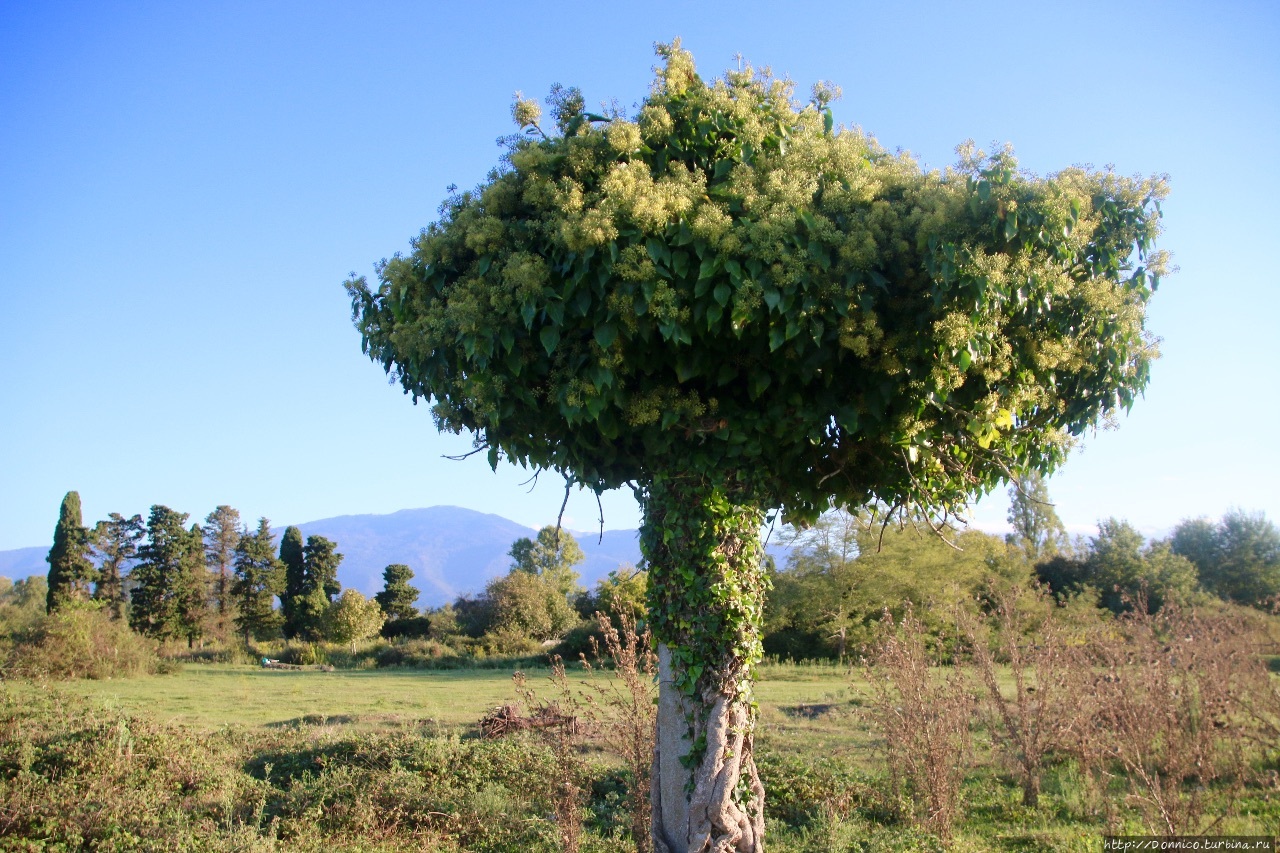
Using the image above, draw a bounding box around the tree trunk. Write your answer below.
[641,472,768,853]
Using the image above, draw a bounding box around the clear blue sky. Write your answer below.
[2,0,1277,551]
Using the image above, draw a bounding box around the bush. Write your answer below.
[277,642,328,666]
[3,607,161,680]
[382,615,432,639]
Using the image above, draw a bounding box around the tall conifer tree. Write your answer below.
[279,526,306,639]
[46,491,95,612]
[130,505,191,639]
[232,518,284,643]
[203,506,242,634]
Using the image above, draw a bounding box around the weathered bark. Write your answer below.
[641,472,768,853]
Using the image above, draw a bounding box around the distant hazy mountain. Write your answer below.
[0,506,791,611]
[0,546,46,582]
[283,506,642,608]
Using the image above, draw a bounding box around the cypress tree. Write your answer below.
[46,491,95,613]
[279,526,305,639]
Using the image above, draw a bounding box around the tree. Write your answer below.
[346,42,1167,850]
[1006,472,1067,563]
[323,589,386,653]
[91,512,144,619]
[46,491,95,612]
[279,526,306,638]
[509,526,585,603]
[374,563,421,621]
[203,505,242,637]
[232,518,284,643]
[485,566,577,643]
[130,505,196,640]
[1084,518,1198,613]
[1172,510,1280,607]
[174,522,213,647]
[282,534,343,641]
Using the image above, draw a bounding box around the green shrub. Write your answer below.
[3,606,161,680]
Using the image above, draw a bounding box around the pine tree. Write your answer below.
[91,512,144,619]
[46,491,96,612]
[232,518,284,643]
[374,563,421,621]
[130,505,192,639]
[279,526,306,639]
[203,505,242,638]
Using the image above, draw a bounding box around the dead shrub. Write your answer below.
[861,605,973,840]
[963,583,1092,808]
[1079,600,1272,834]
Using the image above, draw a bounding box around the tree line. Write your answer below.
[42,492,399,651]
[31,482,1280,664]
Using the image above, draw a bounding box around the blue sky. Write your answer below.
[2,0,1277,551]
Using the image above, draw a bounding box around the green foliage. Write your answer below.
[768,508,1031,657]
[304,535,343,602]
[485,566,577,643]
[347,41,1167,527]
[346,40,1169,840]
[278,525,306,638]
[4,606,160,680]
[46,491,95,613]
[129,506,209,642]
[323,589,387,653]
[1035,518,1200,613]
[0,575,48,647]
[282,531,344,641]
[510,526,585,602]
[579,565,648,621]
[374,563,421,620]
[1172,509,1280,607]
[90,512,143,620]
[232,518,284,642]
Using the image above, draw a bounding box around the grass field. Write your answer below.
[13,659,872,752]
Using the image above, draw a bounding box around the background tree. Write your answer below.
[279,526,306,638]
[46,491,96,613]
[173,522,212,647]
[0,575,49,636]
[90,512,144,620]
[374,563,421,621]
[768,509,863,661]
[346,42,1168,850]
[282,535,343,641]
[232,518,284,643]
[484,566,577,644]
[509,526,585,604]
[1006,472,1068,563]
[130,505,193,639]
[323,589,386,653]
[1082,518,1198,613]
[304,535,343,602]
[1172,510,1279,607]
[203,505,242,638]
